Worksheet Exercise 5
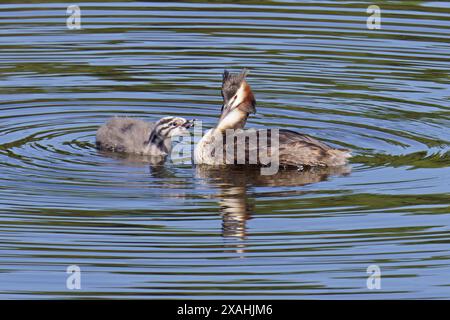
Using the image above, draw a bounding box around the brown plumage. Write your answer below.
[276,129,350,167]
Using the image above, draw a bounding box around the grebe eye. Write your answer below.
[171,122,177,127]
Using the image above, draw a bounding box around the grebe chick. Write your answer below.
[96,116,194,156]
[194,69,351,167]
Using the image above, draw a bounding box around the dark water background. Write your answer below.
[0,1,449,298]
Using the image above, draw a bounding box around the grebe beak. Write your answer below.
[182,119,196,128]
[219,102,231,122]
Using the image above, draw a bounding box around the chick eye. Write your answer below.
[171,122,177,127]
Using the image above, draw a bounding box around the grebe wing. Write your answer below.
[278,129,332,151]
[277,129,351,166]
[224,129,349,167]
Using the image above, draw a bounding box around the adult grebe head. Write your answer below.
[216,69,256,132]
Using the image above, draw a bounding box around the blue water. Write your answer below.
[0,1,449,299]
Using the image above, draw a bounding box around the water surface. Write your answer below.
[0,1,449,299]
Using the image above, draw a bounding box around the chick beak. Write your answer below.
[182,119,196,129]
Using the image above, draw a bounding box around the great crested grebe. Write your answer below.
[194,69,351,168]
[96,116,194,156]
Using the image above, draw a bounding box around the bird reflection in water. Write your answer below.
[196,165,351,253]
[98,149,351,254]
[97,150,167,166]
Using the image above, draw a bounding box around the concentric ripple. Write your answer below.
[0,1,449,299]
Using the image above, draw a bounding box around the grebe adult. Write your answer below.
[96,116,194,156]
[194,69,351,168]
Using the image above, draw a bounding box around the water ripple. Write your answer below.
[0,1,449,299]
